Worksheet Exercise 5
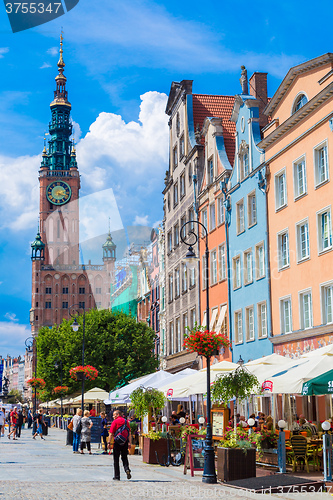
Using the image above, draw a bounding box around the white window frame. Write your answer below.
[179,134,185,159]
[244,249,253,285]
[169,274,173,301]
[317,206,332,254]
[320,281,333,325]
[167,231,172,253]
[255,242,265,280]
[218,244,226,281]
[314,140,329,187]
[190,308,196,329]
[169,321,174,355]
[175,317,181,352]
[173,182,178,206]
[174,223,179,247]
[234,310,243,344]
[175,268,180,298]
[233,255,241,289]
[247,191,257,227]
[236,199,245,234]
[257,301,268,339]
[293,155,307,199]
[189,267,195,287]
[275,168,287,210]
[280,296,292,334]
[296,218,310,263]
[182,263,187,293]
[173,145,178,170]
[277,229,290,270]
[201,209,208,235]
[217,196,225,225]
[299,289,313,330]
[245,306,255,342]
[180,171,185,198]
[211,249,217,285]
[209,202,216,231]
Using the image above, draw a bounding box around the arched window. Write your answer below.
[292,93,308,114]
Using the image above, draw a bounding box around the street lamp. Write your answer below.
[180,220,217,484]
[54,359,63,419]
[25,337,36,415]
[70,304,86,412]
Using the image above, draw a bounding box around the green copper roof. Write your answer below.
[31,231,45,249]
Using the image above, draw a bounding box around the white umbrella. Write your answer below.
[72,387,109,403]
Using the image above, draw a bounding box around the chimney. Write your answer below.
[249,72,268,130]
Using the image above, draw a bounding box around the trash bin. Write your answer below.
[66,428,73,445]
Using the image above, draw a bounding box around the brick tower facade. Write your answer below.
[30,36,116,337]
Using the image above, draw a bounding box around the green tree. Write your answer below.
[36,309,159,394]
[7,389,23,404]
[211,366,259,437]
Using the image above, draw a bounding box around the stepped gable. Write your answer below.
[192,94,236,166]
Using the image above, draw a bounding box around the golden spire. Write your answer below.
[58,31,65,72]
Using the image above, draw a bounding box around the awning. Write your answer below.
[302,369,333,395]
[209,308,218,331]
[216,305,227,333]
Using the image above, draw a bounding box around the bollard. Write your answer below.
[277,419,286,474]
[322,421,332,482]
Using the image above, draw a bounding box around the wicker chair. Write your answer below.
[290,435,309,472]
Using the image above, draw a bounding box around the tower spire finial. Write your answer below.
[58,30,65,73]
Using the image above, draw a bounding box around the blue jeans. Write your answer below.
[73,431,80,452]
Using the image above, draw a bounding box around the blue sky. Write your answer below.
[0,0,331,356]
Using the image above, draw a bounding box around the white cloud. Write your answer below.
[47,47,58,56]
[134,215,149,226]
[40,62,52,69]
[0,91,168,234]
[4,312,18,322]
[0,321,31,357]
[0,48,9,58]
[0,154,39,231]
[72,120,82,141]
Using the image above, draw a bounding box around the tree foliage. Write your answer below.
[7,389,23,404]
[36,309,158,395]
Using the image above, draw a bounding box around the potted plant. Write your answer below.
[183,325,230,357]
[27,378,46,390]
[129,421,138,454]
[211,366,260,482]
[53,386,69,397]
[130,386,167,464]
[69,365,98,381]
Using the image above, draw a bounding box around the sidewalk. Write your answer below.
[0,427,331,499]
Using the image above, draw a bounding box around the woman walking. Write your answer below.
[72,409,82,453]
[80,410,93,454]
[100,412,108,454]
[32,409,45,440]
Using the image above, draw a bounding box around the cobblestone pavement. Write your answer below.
[0,427,331,499]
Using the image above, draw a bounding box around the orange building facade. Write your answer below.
[260,53,333,357]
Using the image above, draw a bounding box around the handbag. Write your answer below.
[76,419,82,435]
[67,420,73,430]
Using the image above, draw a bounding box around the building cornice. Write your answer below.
[259,81,333,149]
[270,323,333,345]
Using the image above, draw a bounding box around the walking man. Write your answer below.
[8,407,18,440]
[108,410,131,480]
[32,409,45,440]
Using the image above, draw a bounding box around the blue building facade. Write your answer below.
[226,74,272,363]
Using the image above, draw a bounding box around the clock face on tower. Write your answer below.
[46,181,71,205]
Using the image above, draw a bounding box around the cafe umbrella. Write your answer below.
[302,369,333,395]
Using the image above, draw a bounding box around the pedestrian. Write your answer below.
[108,409,131,481]
[80,410,93,454]
[89,408,96,417]
[32,409,45,440]
[100,411,109,454]
[17,409,24,438]
[8,407,18,440]
[27,409,33,429]
[0,407,5,437]
[72,409,82,453]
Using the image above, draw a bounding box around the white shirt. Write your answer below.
[0,410,5,426]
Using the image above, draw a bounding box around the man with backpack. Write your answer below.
[108,409,131,480]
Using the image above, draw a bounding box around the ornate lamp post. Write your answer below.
[25,337,36,414]
[70,304,86,412]
[180,220,217,484]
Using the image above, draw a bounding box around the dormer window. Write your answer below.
[292,93,308,114]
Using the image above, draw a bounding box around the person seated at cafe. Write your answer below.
[89,408,96,417]
[299,417,317,436]
[249,413,258,428]
[177,404,186,419]
[170,414,180,425]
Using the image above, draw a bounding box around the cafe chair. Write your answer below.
[290,435,309,473]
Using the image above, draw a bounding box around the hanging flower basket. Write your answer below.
[69,365,98,381]
[53,386,69,396]
[27,377,46,390]
[183,328,230,357]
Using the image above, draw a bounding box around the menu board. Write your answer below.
[183,434,205,476]
[90,416,102,444]
[211,407,228,437]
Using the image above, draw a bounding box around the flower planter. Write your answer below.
[217,447,256,482]
[129,444,136,455]
[256,449,278,466]
[75,372,86,381]
[142,437,168,464]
